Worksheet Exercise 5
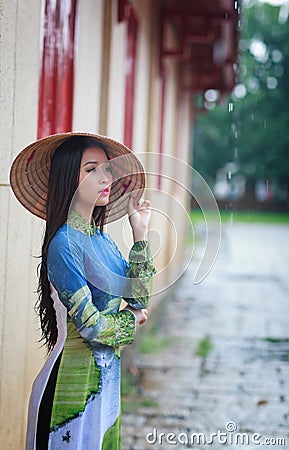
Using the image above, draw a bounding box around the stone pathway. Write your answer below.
[122,222,289,450]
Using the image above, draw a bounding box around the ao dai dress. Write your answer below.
[26,211,156,449]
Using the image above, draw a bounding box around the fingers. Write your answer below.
[140,199,151,209]
[128,193,143,214]
[138,308,148,326]
[130,194,151,209]
[124,305,149,326]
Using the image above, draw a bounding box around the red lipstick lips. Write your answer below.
[99,188,110,195]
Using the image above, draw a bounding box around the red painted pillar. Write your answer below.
[38,0,78,138]
[118,0,138,149]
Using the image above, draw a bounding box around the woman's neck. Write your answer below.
[71,203,93,223]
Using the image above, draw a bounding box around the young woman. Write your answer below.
[10,133,156,449]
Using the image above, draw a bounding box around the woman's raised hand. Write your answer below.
[124,305,148,326]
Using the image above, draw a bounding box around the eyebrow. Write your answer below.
[83,160,99,166]
[83,160,110,167]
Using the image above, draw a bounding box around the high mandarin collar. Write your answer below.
[67,210,98,236]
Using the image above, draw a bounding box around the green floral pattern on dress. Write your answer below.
[124,240,157,309]
[66,285,136,347]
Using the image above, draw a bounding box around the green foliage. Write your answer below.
[193,1,289,193]
[195,336,213,358]
[190,209,289,224]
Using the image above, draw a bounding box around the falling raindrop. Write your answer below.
[228,102,234,112]
[234,147,238,159]
[266,179,269,191]
[228,171,232,180]
[264,119,267,129]
[234,1,238,9]
[230,211,234,224]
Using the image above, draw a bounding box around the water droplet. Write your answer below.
[228,171,232,180]
[230,212,234,224]
[234,1,238,9]
[234,147,238,159]
[266,179,269,191]
[228,102,234,112]
[264,119,267,129]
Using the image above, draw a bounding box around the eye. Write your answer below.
[86,164,113,175]
[86,167,96,173]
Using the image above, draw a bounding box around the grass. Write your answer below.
[122,395,158,413]
[190,209,289,224]
[139,334,175,354]
[195,336,213,358]
[121,370,139,396]
[138,323,176,354]
[121,370,158,413]
[263,337,289,343]
[121,323,174,413]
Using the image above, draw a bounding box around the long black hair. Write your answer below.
[35,136,109,353]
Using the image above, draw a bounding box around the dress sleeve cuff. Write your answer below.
[128,240,150,264]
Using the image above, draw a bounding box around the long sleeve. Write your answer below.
[123,240,157,310]
[47,232,136,348]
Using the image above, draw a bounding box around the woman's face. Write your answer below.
[76,146,113,210]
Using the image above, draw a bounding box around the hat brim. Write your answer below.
[9,132,145,224]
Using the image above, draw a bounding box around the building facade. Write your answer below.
[0,0,238,447]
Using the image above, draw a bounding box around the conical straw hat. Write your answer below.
[9,132,145,224]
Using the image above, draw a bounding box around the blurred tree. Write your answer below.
[193,1,289,202]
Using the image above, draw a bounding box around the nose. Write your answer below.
[98,166,111,184]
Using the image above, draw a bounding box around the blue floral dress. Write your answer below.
[26,211,156,450]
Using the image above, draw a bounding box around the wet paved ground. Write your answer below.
[122,222,289,450]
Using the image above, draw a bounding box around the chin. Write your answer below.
[95,199,110,207]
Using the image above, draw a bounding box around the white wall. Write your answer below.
[73,0,104,132]
[0,1,45,449]
[106,0,127,142]
[130,0,152,154]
